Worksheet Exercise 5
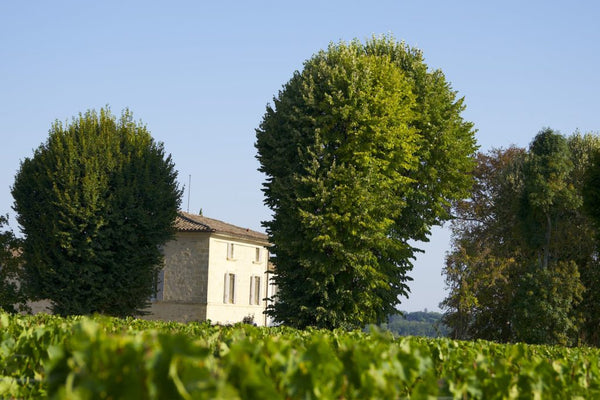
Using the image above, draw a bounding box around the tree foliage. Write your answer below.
[442,129,600,345]
[12,108,182,317]
[0,215,28,313]
[380,311,450,338]
[583,147,600,226]
[256,36,477,329]
[581,143,600,344]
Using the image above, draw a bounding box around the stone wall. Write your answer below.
[27,299,51,314]
[161,232,210,303]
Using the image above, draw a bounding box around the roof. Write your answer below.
[175,211,269,243]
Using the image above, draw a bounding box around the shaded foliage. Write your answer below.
[0,215,28,313]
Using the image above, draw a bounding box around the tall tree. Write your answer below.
[511,130,583,344]
[256,36,477,329]
[519,129,577,270]
[12,108,182,316]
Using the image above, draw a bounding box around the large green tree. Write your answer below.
[519,129,578,270]
[12,108,182,317]
[256,36,477,329]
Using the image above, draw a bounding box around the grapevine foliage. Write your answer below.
[1,313,599,399]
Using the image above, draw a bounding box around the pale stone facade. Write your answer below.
[143,212,274,326]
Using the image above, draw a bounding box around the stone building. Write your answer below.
[144,211,274,326]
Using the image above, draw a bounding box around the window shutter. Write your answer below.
[255,276,261,305]
[230,274,236,304]
[255,247,262,263]
[227,243,235,260]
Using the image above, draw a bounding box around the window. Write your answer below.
[224,273,236,304]
[227,243,235,260]
[249,276,261,305]
[254,247,263,263]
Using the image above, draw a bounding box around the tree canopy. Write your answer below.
[256,36,477,329]
[12,108,182,316]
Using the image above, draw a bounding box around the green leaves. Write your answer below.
[11,107,182,317]
[2,313,600,399]
[257,35,476,329]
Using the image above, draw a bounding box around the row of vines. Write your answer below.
[1,312,599,399]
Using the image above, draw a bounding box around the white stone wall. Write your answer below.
[206,235,270,326]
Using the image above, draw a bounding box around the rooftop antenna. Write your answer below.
[187,174,191,213]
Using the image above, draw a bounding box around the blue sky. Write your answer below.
[1,1,599,312]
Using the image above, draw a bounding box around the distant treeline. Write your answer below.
[378,311,450,338]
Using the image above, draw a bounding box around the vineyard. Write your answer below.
[1,313,599,399]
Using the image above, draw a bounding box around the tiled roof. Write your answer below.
[175,211,269,243]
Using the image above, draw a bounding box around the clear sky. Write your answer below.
[1,1,599,312]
